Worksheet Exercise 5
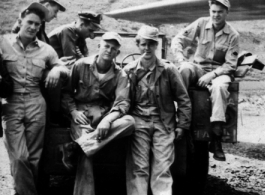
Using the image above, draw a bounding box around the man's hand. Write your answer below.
[175,128,184,141]
[96,119,111,140]
[45,67,60,88]
[197,72,215,88]
[71,110,89,125]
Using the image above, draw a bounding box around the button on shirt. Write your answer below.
[0,34,61,93]
[132,60,160,117]
[171,17,239,76]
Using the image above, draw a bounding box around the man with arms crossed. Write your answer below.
[171,0,239,161]
[125,25,191,195]
[0,2,68,195]
[62,32,135,195]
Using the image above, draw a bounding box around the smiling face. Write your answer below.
[209,3,228,28]
[98,40,120,62]
[19,12,42,40]
[137,38,158,60]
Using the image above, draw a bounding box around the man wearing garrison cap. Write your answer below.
[171,0,239,161]
[49,11,102,60]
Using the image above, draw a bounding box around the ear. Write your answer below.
[97,43,100,49]
[18,18,22,27]
[115,50,120,58]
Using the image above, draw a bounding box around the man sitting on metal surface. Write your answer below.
[171,0,239,161]
[12,0,66,44]
[48,11,102,60]
[61,32,135,195]
[0,2,69,195]
[124,25,191,195]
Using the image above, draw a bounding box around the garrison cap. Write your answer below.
[39,0,66,12]
[22,2,49,20]
[78,11,102,29]
[209,0,231,10]
[102,32,122,46]
[137,25,159,42]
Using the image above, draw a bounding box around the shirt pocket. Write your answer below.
[213,44,229,63]
[2,54,19,74]
[31,59,46,79]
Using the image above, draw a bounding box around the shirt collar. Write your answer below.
[16,34,43,48]
[136,58,157,72]
[206,18,230,34]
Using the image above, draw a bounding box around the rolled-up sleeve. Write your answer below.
[109,70,130,116]
[168,66,191,130]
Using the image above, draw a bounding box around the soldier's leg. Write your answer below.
[2,94,39,195]
[178,62,204,88]
[126,116,151,195]
[208,75,231,161]
[150,119,175,195]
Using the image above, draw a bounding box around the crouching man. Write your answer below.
[124,25,191,195]
[61,32,135,195]
[0,3,69,195]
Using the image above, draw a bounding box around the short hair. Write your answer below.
[135,35,158,46]
[21,8,45,21]
[209,0,228,11]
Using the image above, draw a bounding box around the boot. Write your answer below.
[59,142,79,170]
[210,122,226,161]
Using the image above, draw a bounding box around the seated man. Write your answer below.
[171,0,239,161]
[61,32,135,195]
[124,25,191,195]
[48,11,102,60]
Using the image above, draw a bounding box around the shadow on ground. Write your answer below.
[224,142,265,161]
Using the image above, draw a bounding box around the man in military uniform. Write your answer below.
[62,32,135,195]
[171,0,239,161]
[0,3,69,195]
[125,25,191,195]
[48,11,102,60]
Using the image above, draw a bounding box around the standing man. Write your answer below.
[125,25,191,195]
[48,11,102,60]
[12,0,66,43]
[0,3,68,195]
[171,0,239,161]
[61,32,135,195]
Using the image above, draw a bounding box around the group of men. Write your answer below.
[0,0,239,194]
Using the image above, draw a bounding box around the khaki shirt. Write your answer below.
[0,34,64,93]
[171,17,239,76]
[62,55,130,116]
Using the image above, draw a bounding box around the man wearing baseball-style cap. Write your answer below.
[171,0,239,162]
[48,11,102,60]
[124,25,191,195]
[61,32,135,195]
[12,0,66,43]
[0,2,69,195]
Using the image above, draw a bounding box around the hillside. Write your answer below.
[1,0,265,79]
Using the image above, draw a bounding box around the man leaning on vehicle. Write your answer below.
[171,0,239,161]
[61,32,135,195]
[0,2,69,195]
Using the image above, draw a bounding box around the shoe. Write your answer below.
[59,142,78,170]
[212,137,226,161]
[211,122,226,161]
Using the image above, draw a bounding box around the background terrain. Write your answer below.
[1,0,265,194]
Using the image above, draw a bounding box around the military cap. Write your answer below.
[209,0,231,10]
[39,0,66,12]
[22,2,49,19]
[137,25,159,42]
[78,11,102,29]
[102,32,122,46]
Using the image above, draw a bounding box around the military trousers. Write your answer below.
[2,92,46,195]
[126,115,175,195]
[71,115,135,195]
[179,63,231,123]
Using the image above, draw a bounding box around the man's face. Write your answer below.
[98,40,120,62]
[46,4,59,22]
[137,38,158,60]
[19,13,42,40]
[209,4,228,27]
[79,22,99,39]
